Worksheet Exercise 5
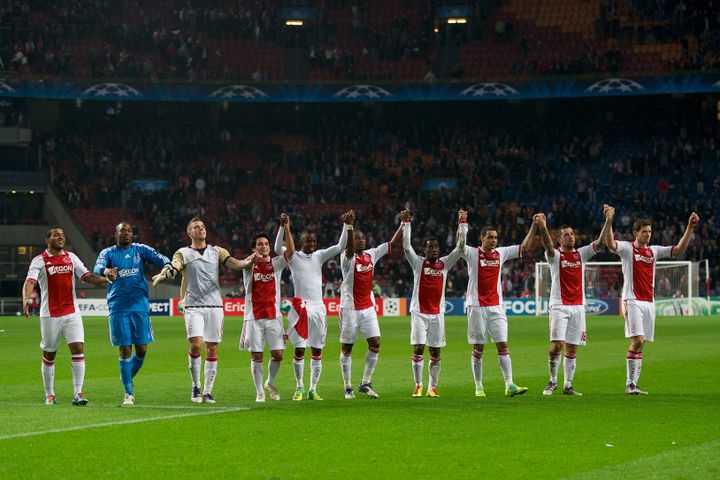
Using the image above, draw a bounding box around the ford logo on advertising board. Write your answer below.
[585,299,609,315]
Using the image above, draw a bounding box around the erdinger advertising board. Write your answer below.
[170,297,407,317]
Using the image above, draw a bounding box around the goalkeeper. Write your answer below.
[94,222,173,405]
[152,217,260,403]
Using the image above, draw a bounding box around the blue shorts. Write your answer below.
[109,312,154,346]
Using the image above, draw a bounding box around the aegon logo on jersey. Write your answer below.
[423,267,443,276]
[480,259,500,267]
[634,254,654,264]
[118,268,140,277]
[561,260,582,269]
[356,264,373,272]
[253,273,274,282]
[47,265,73,275]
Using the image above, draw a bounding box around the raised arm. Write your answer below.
[388,224,403,250]
[282,213,296,261]
[520,217,538,252]
[535,213,555,258]
[344,211,356,259]
[318,210,354,262]
[400,210,423,268]
[274,222,286,256]
[594,208,614,250]
[671,212,700,258]
[602,204,617,251]
[456,209,468,252]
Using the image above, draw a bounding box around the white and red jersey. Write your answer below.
[403,222,463,314]
[463,244,521,307]
[613,241,674,302]
[279,225,348,304]
[340,242,390,310]
[26,250,91,317]
[546,243,599,306]
[242,255,289,320]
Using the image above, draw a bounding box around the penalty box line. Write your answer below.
[0,406,249,440]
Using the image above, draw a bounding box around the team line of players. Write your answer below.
[22,204,700,405]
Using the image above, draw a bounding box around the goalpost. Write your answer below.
[534,261,705,316]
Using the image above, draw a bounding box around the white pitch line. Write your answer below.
[0,406,249,440]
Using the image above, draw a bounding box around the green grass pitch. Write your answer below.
[1,314,719,479]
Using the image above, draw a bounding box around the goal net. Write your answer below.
[534,261,703,316]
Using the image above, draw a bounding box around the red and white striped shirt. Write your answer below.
[403,222,463,314]
[613,241,674,302]
[463,244,522,307]
[26,250,90,317]
[242,255,289,320]
[340,242,389,310]
[546,243,599,306]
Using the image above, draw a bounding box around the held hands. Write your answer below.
[688,212,700,229]
[533,213,547,228]
[341,210,356,225]
[280,212,290,227]
[400,210,411,222]
[246,252,263,264]
[151,264,178,286]
[458,209,468,223]
[104,267,118,283]
[603,204,615,222]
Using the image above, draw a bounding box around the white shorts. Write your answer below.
[239,318,285,352]
[410,312,446,348]
[467,305,507,344]
[339,306,381,344]
[623,299,655,342]
[184,307,224,343]
[549,304,587,346]
[40,312,84,352]
[287,301,327,349]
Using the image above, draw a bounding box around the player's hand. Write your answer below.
[104,267,118,282]
[458,209,468,223]
[400,210,411,222]
[688,212,700,229]
[280,212,290,227]
[23,301,30,318]
[152,264,177,286]
[603,204,615,221]
[342,210,355,225]
[534,213,546,228]
[247,252,262,264]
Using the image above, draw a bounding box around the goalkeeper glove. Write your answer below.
[152,264,177,286]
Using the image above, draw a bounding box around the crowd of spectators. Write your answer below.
[2,0,719,82]
[41,99,719,299]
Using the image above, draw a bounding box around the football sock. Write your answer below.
[549,352,561,383]
[267,358,281,386]
[310,354,322,390]
[471,350,483,389]
[498,348,514,388]
[251,360,264,396]
[362,347,379,384]
[428,357,441,389]
[42,358,55,396]
[411,354,424,386]
[71,353,85,396]
[340,352,352,387]
[188,352,201,388]
[563,353,576,388]
[119,357,133,395]
[204,357,218,394]
[293,354,304,388]
[130,353,145,378]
